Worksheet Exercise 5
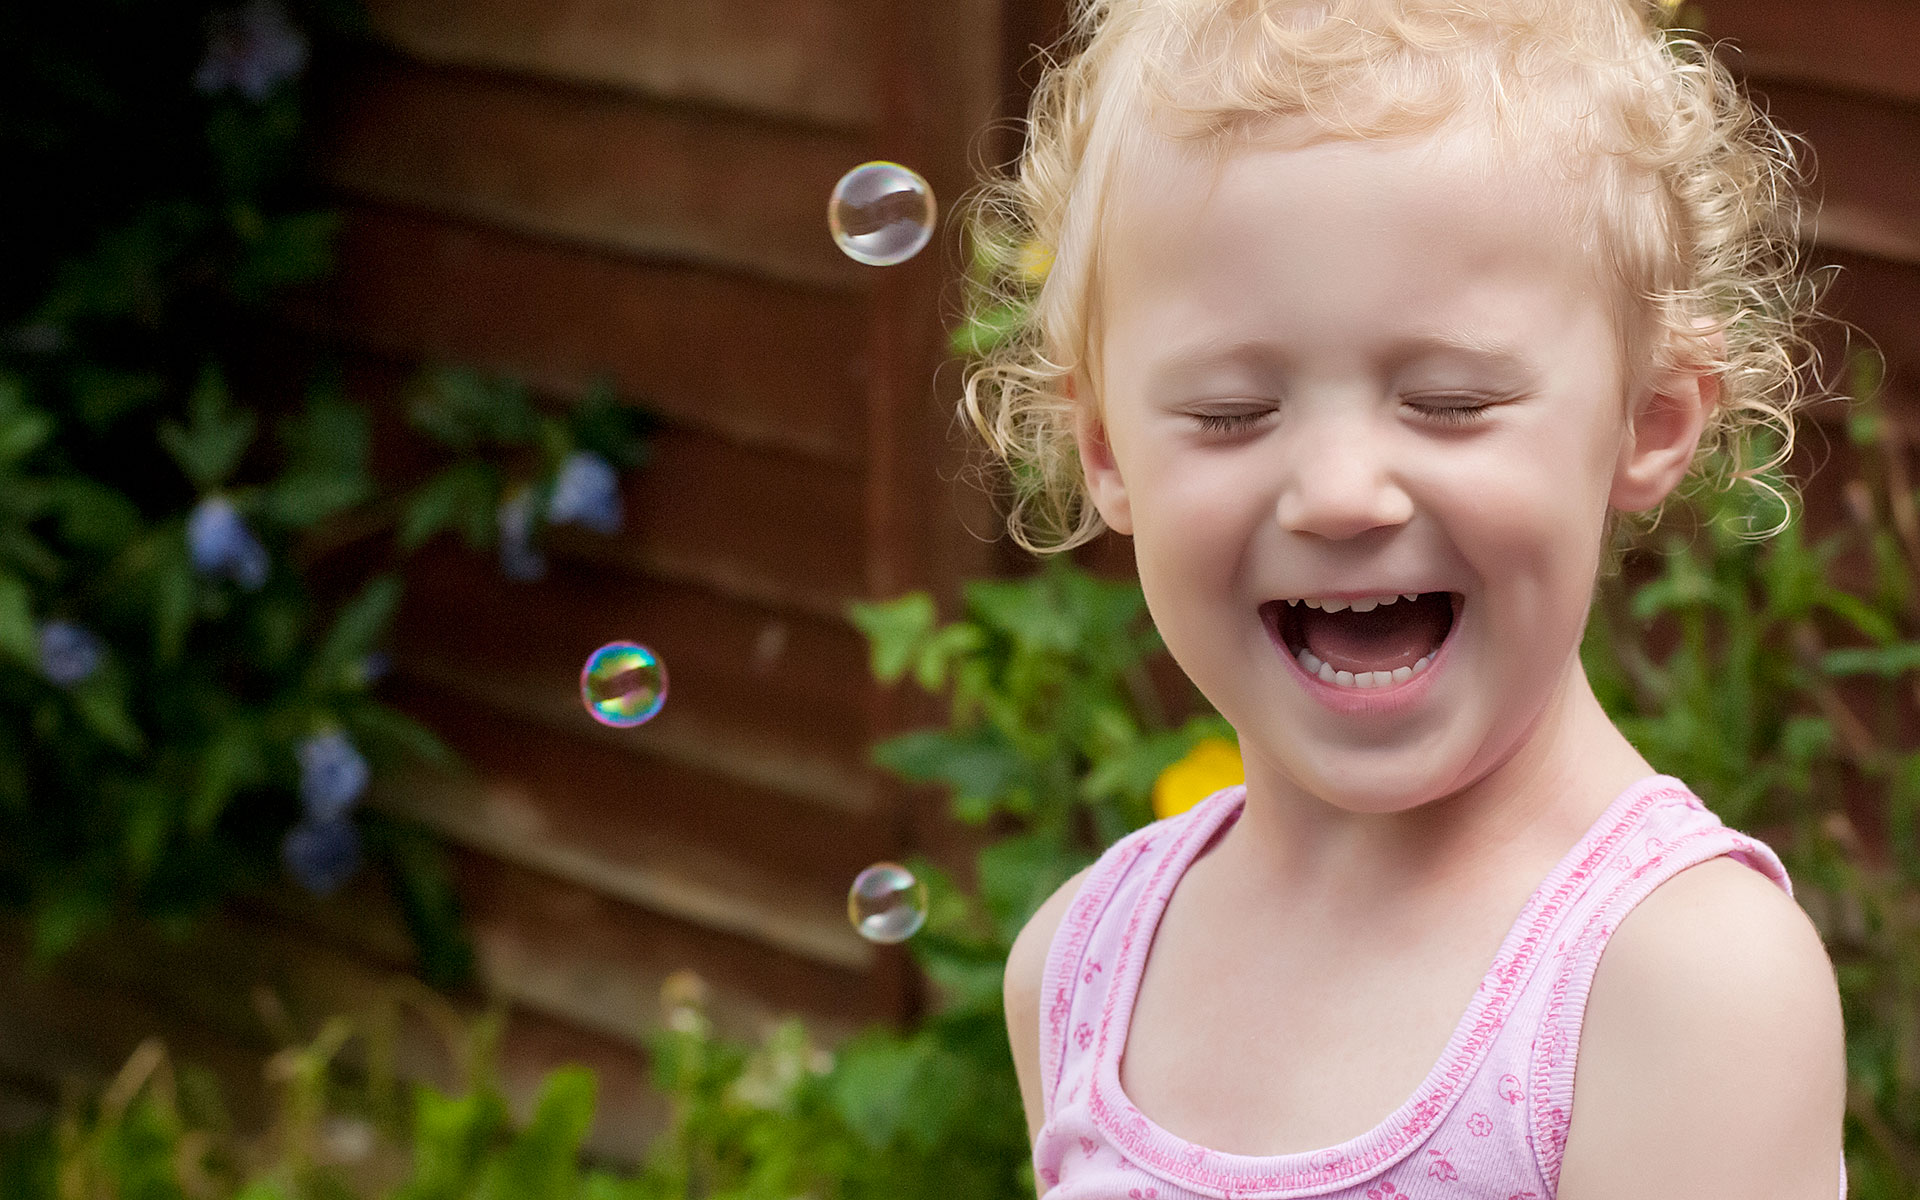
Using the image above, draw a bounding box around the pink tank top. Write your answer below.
[1034,774,1847,1199]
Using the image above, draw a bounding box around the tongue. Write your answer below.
[1301,596,1450,673]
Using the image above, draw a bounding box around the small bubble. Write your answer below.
[828,161,936,266]
[581,641,667,727]
[847,862,928,944]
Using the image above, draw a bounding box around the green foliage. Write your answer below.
[0,2,650,973]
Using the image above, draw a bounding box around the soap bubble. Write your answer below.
[847,862,928,944]
[828,161,935,266]
[581,641,667,727]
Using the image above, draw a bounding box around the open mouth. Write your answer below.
[1263,592,1460,689]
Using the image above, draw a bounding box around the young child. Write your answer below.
[966,1,1849,1197]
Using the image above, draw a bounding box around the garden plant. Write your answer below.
[0,0,646,977]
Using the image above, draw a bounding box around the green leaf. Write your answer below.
[349,704,460,770]
[368,817,475,990]
[0,573,37,668]
[830,1034,930,1150]
[67,365,167,429]
[974,832,1077,940]
[46,478,142,552]
[32,884,109,960]
[965,576,1077,651]
[231,209,340,300]
[312,575,401,687]
[948,302,1028,357]
[872,726,1028,816]
[152,553,195,665]
[475,1067,597,1200]
[157,365,256,490]
[400,463,499,552]
[408,368,540,451]
[1820,642,1920,679]
[0,394,53,465]
[70,666,145,755]
[267,397,371,526]
[189,722,267,835]
[848,592,939,685]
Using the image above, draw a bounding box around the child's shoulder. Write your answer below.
[1557,852,1845,1196]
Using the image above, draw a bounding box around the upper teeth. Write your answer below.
[1287,593,1421,614]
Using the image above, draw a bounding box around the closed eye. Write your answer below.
[1406,395,1500,426]
[1193,410,1272,434]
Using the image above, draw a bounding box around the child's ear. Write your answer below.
[1610,323,1726,512]
[1070,376,1134,536]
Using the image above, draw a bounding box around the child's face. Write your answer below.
[1079,122,1666,811]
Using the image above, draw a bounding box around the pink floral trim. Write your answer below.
[1529,823,1780,1191]
[1042,806,1198,1114]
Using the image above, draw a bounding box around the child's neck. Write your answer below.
[1221,665,1654,922]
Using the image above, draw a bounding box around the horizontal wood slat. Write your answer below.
[323,57,881,290]
[1710,0,1920,105]
[363,0,877,129]
[368,768,879,975]
[567,425,868,617]
[1750,82,1920,267]
[330,207,869,464]
[389,555,880,813]
[410,686,893,897]
[452,851,884,1049]
[367,751,878,971]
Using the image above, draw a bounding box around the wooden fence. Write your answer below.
[0,0,1909,1165]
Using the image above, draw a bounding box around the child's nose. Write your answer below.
[1273,434,1415,541]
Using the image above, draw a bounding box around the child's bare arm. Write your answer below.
[1005,865,1095,1146]
[1553,857,1847,1200]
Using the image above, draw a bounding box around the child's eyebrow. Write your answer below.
[1142,330,1539,385]
[1383,329,1538,373]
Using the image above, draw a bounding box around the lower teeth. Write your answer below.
[1296,648,1432,689]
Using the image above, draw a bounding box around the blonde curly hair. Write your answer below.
[958,0,1828,554]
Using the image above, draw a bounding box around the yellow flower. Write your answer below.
[1013,240,1054,285]
[1152,736,1244,820]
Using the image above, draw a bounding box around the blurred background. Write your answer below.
[0,1,1914,1197]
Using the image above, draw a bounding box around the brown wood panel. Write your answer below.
[454,851,890,1045]
[1710,0,1920,105]
[329,207,868,464]
[1815,247,1920,410]
[363,0,877,129]
[322,56,878,290]
[1745,81,1920,266]
[369,753,875,972]
[561,424,867,618]
[412,687,891,897]
[389,552,878,811]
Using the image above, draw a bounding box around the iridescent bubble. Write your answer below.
[828,161,936,266]
[581,641,667,728]
[847,862,928,944]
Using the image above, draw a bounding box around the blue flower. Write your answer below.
[282,817,361,895]
[194,0,309,101]
[37,621,102,687]
[297,729,368,822]
[356,651,392,686]
[546,451,623,535]
[187,496,269,591]
[497,488,547,581]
